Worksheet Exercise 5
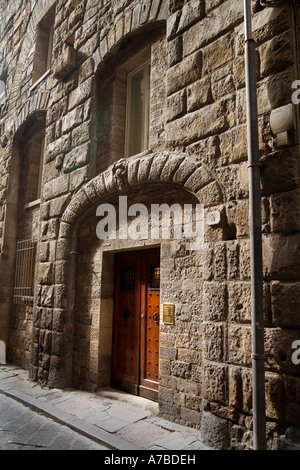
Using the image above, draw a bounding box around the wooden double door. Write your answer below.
[111,248,160,401]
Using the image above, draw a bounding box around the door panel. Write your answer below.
[111,248,160,401]
[111,252,141,390]
[139,250,160,400]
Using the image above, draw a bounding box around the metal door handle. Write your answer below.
[153,312,159,324]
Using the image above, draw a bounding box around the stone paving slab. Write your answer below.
[0,364,210,451]
[0,393,108,450]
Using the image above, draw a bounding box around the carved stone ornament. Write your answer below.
[112,158,129,191]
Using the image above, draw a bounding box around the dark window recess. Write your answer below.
[149,266,160,290]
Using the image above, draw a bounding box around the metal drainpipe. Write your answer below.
[243,0,267,450]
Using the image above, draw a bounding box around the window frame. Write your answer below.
[23,131,45,208]
[125,60,151,158]
[32,4,55,85]
[0,79,6,106]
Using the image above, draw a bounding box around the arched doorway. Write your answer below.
[57,151,224,399]
[71,180,212,400]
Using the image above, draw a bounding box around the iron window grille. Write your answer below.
[14,239,37,305]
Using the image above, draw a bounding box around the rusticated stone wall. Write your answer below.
[0,0,299,450]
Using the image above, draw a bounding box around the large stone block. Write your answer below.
[166,89,186,123]
[265,372,285,421]
[219,125,248,165]
[263,233,300,280]
[270,190,300,234]
[61,105,84,134]
[203,281,228,322]
[171,360,191,379]
[200,411,231,450]
[166,50,202,96]
[43,174,69,201]
[41,218,59,241]
[252,5,290,46]
[265,328,300,375]
[257,68,295,116]
[37,262,54,286]
[166,99,228,146]
[183,0,243,56]
[187,76,211,113]
[202,361,229,404]
[71,120,90,148]
[203,322,226,362]
[228,325,252,367]
[259,31,293,78]
[63,142,90,173]
[227,240,239,280]
[228,282,251,324]
[177,0,205,34]
[49,195,70,218]
[52,309,66,333]
[45,134,71,164]
[271,281,300,328]
[202,33,233,75]
[40,286,54,308]
[68,77,93,111]
[168,36,182,67]
[214,243,226,280]
[228,365,241,409]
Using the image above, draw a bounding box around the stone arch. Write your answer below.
[93,1,167,73]
[1,92,50,149]
[61,152,225,231]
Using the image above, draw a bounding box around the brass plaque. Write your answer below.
[163,303,175,325]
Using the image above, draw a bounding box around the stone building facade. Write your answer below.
[0,0,299,450]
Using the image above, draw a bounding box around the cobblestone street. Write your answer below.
[0,365,210,451]
[0,394,109,450]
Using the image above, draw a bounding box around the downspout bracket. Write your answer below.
[247,162,263,168]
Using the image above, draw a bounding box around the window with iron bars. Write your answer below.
[14,239,37,305]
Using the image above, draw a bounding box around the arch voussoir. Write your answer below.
[92,173,108,199]
[137,154,155,184]
[148,153,169,181]
[159,154,186,183]
[184,164,215,194]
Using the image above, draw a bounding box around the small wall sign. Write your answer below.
[163,303,175,325]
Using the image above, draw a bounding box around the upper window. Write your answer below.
[21,125,46,207]
[0,80,5,105]
[96,41,160,172]
[33,4,55,84]
[26,134,44,205]
[125,61,151,158]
